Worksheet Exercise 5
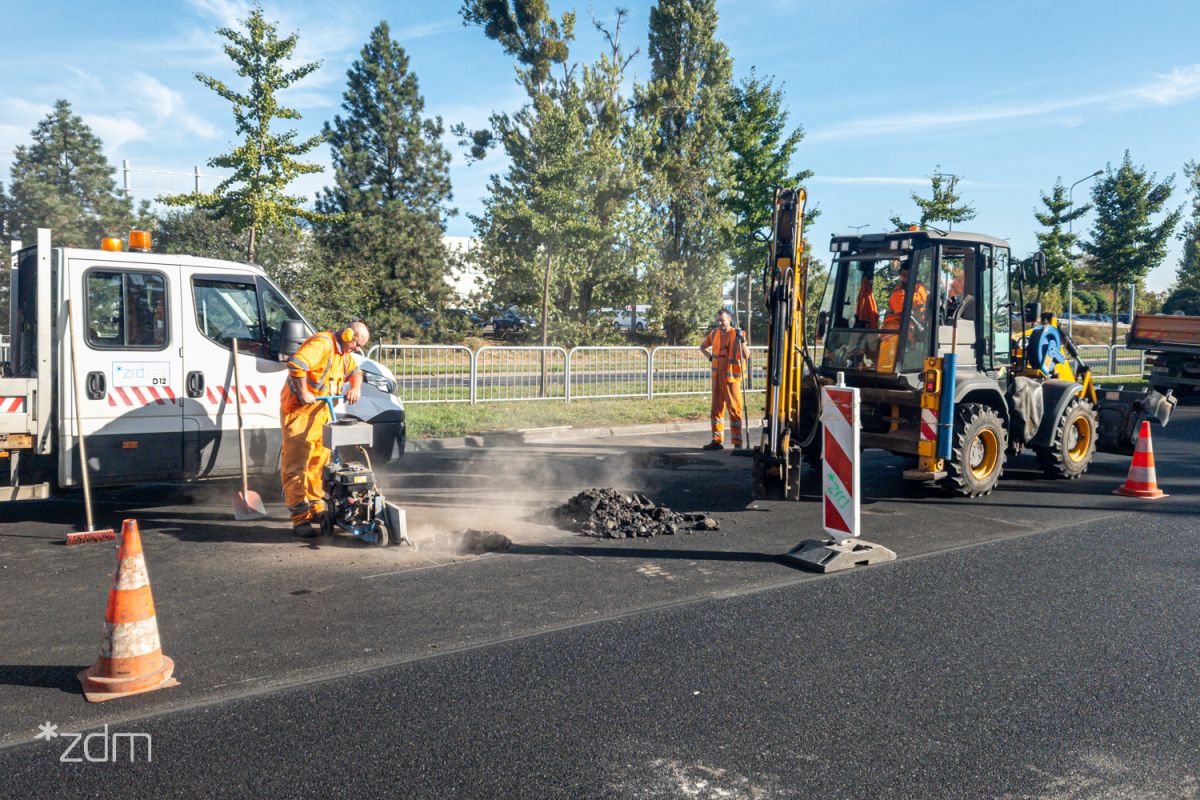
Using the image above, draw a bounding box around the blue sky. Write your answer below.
[3,0,1198,291]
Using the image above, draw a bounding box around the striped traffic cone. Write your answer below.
[1113,421,1167,500]
[78,519,179,702]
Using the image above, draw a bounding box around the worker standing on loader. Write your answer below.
[280,321,369,537]
[700,309,749,451]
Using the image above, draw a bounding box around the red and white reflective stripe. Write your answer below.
[205,385,271,405]
[920,408,938,442]
[821,384,860,542]
[0,397,26,413]
[106,386,178,407]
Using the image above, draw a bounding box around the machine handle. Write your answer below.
[85,371,106,400]
[313,394,344,418]
[186,370,205,398]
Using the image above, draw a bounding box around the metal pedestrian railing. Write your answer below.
[569,346,650,400]
[363,342,1148,405]
[474,346,568,403]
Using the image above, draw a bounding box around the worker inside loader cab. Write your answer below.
[699,308,749,451]
[279,321,369,538]
[878,260,928,372]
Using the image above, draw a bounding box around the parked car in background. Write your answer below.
[490,306,537,339]
[613,306,651,332]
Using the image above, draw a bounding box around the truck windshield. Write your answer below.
[813,251,931,374]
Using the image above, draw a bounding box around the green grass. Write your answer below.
[406,392,768,439]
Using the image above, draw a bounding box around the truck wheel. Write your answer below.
[1035,397,1097,479]
[944,403,1006,497]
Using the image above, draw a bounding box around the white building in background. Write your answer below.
[444,236,483,303]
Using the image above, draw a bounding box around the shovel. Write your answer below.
[230,338,268,520]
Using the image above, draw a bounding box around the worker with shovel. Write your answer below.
[280,321,369,538]
[700,308,749,451]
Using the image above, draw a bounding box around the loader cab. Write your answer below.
[816,230,1011,384]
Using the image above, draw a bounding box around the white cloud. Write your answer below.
[133,73,221,139]
[394,19,460,40]
[185,0,250,30]
[809,63,1200,143]
[1127,64,1200,105]
[82,114,148,153]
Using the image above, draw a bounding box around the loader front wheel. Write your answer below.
[1035,397,1097,479]
[944,403,1007,497]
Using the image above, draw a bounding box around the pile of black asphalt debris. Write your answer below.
[557,488,719,539]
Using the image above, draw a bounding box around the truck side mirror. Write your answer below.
[280,319,307,361]
[1032,252,1047,278]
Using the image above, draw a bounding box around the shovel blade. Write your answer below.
[233,490,268,521]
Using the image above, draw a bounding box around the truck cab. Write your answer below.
[0,229,404,501]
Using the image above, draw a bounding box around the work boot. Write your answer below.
[292,520,319,539]
[702,440,724,451]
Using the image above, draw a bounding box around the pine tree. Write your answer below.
[316,21,455,338]
[889,166,976,230]
[1033,179,1091,298]
[1084,151,1182,344]
[4,99,133,246]
[163,5,326,263]
[1175,160,1200,294]
[724,69,814,341]
[642,0,734,343]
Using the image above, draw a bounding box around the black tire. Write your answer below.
[1034,397,1097,479]
[944,403,1007,497]
[372,518,390,547]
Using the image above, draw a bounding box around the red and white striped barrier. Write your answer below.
[783,372,895,573]
[0,397,27,413]
[821,383,860,542]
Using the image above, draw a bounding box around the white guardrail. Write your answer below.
[364,343,1146,405]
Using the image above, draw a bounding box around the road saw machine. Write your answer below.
[753,190,1176,499]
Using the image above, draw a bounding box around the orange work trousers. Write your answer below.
[280,401,332,524]
[710,377,744,446]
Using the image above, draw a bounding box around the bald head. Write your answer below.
[345,321,370,353]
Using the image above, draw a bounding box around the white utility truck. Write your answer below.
[0,229,405,501]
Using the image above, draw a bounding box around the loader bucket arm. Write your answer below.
[752,187,808,500]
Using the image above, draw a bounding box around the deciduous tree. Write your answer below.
[1033,179,1091,298]
[163,5,326,263]
[889,167,976,230]
[1084,151,1182,344]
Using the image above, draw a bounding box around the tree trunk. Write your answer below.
[744,271,752,345]
[247,225,257,264]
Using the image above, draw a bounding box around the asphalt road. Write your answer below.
[1,407,1196,798]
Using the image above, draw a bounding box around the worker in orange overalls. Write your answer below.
[280,321,369,537]
[878,261,927,371]
[699,308,749,451]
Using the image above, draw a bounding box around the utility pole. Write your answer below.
[1067,169,1103,336]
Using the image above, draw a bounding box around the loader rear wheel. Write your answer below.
[944,403,1006,497]
[1035,397,1097,479]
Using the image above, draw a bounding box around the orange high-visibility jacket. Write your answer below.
[704,328,746,383]
[280,331,362,414]
[883,281,928,330]
[855,277,879,328]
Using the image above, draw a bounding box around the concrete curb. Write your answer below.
[406,420,710,452]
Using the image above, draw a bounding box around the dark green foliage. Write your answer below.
[1033,180,1091,296]
[1084,151,1182,344]
[1176,160,1200,294]
[316,21,455,340]
[1163,287,1200,316]
[723,69,814,340]
[889,166,976,230]
[163,4,328,262]
[4,99,133,247]
[642,0,734,343]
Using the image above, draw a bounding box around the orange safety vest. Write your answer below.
[883,281,928,330]
[704,328,744,383]
[280,331,361,414]
[855,277,878,328]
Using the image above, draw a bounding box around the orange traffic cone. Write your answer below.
[78,519,179,702]
[1113,421,1167,500]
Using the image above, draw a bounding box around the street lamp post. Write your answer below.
[1066,169,1104,336]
